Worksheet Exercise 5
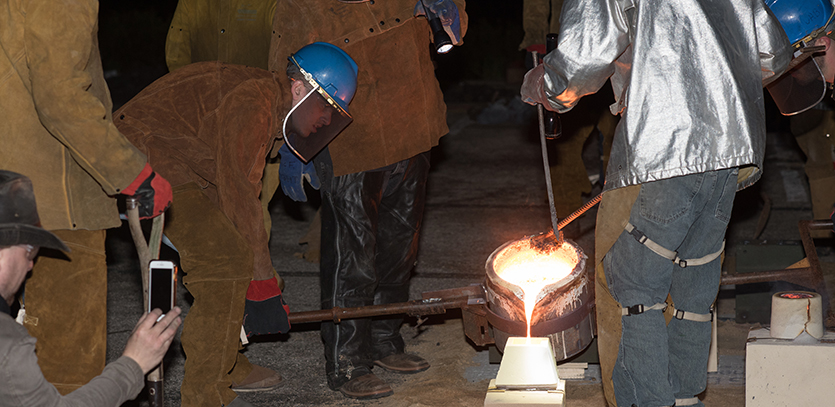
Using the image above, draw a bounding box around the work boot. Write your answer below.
[338,372,393,399]
[231,364,283,392]
[373,352,430,374]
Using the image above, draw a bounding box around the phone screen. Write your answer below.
[149,266,173,314]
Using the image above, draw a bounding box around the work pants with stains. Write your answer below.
[315,148,429,390]
[790,108,835,238]
[165,182,254,407]
[603,169,737,407]
[24,229,108,395]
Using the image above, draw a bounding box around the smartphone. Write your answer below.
[148,260,177,316]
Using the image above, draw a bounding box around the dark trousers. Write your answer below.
[315,149,430,389]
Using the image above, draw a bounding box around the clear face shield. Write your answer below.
[282,83,353,162]
[766,46,829,116]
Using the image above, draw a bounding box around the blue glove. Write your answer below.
[278,143,320,202]
[414,0,462,45]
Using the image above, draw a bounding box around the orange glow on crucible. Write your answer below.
[493,241,579,337]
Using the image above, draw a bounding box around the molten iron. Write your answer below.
[485,236,593,361]
[493,239,579,336]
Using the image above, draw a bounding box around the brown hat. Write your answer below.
[0,170,69,252]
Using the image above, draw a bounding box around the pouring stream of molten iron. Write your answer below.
[494,242,578,337]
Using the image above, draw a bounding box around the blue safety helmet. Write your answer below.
[766,0,835,46]
[765,0,835,115]
[283,43,359,162]
[289,42,358,115]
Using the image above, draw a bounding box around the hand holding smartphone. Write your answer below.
[148,260,177,321]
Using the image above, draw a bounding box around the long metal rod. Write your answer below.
[557,193,601,230]
[288,297,471,324]
[532,51,561,239]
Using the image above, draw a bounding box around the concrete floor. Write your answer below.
[102,83,835,406]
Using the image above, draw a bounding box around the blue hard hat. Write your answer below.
[766,0,835,46]
[289,42,358,114]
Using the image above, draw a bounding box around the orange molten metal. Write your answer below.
[493,240,579,337]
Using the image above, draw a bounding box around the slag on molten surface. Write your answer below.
[493,239,579,337]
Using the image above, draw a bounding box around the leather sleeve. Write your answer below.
[24,0,147,195]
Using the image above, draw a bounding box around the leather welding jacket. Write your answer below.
[269,0,467,176]
[165,0,276,71]
[0,0,148,231]
[539,0,792,192]
[114,62,289,278]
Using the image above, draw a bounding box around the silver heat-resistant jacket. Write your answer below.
[541,0,792,191]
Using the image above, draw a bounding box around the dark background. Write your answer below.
[98,0,527,109]
[97,1,789,131]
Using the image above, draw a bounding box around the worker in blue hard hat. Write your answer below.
[282,42,359,164]
[113,42,358,407]
[270,0,467,400]
[767,0,835,238]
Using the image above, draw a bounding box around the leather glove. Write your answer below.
[414,0,462,45]
[520,64,559,112]
[121,163,172,219]
[243,277,290,337]
[279,143,320,202]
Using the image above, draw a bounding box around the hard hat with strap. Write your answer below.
[282,42,359,162]
[765,0,835,116]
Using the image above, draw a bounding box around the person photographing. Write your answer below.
[0,170,182,406]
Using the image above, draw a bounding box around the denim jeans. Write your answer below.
[603,168,737,407]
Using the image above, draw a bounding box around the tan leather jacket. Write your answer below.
[0,0,148,231]
[165,0,277,71]
[115,62,290,279]
[269,0,467,176]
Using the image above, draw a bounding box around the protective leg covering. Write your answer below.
[315,148,430,390]
[165,183,254,407]
[595,185,641,407]
[603,168,737,407]
[24,229,107,395]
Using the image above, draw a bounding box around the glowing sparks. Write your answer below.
[493,241,579,337]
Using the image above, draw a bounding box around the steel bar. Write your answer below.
[557,193,601,230]
[531,51,561,242]
[288,297,472,324]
